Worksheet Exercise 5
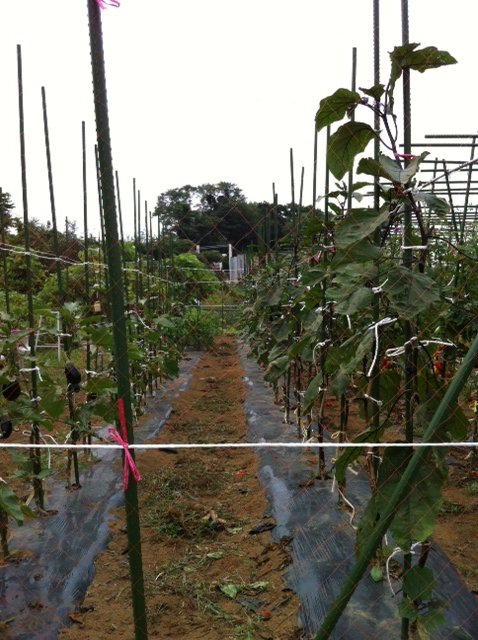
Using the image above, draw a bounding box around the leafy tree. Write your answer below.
[154,182,263,251]
[0,191,15,233]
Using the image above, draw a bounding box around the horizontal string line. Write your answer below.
[0,442,476,450]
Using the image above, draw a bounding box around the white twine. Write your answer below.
[366,317,398,377]
[363,394,383,407]
[34,316,43,352]
[385,338,455,359]
[21,430,59,469]
[19,366,43,382]
[385,541,422,596]
[401,245,428,251]
[0,441,475,451]
[371,278,389,294]
[312,339,331,366]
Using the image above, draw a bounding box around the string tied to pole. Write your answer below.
[95,0,120,9]
[108,398,140,491]
[366,316,398,377]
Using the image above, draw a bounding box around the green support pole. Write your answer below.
[0,187,10,314]
[17,44,44,511]
[86,2,148,638]
[401,3,414,636]
[41,86,64,311]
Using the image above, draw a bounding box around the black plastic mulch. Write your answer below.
[0,353,201,640]
[240,348,478,640]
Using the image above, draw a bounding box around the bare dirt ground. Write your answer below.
[58,336,303,640]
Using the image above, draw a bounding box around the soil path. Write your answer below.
[58,336,302,640]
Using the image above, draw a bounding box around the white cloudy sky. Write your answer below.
[1,0,476,238]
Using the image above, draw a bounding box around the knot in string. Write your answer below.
[108,427,141,491]
[108,398,140,491]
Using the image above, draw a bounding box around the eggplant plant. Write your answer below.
[241,42,478,638]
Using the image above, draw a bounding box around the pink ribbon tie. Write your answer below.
[95,0,120,9]
[109,427,141,491]
[110,398,140,490]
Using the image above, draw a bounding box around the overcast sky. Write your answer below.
[1,0,476,238]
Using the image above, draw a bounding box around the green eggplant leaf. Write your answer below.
[334,286,373,316]
[315,88,361,133]
[359,84,385,101]
[384,268,439,320]
[403,566,436,601]
[0,484,34,525]
[335,208,390,249]
[303,372,323,412]
[356,448,444,552]
[327,122,376,180]
[41,390,66,421]
[335,426,384,483]
[264,355,289,384]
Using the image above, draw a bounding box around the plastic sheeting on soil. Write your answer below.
[240,348,478,640]
[0,353,201,640]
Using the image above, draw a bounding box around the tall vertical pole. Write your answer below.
[312,129,318,214]
[41,86,63,307]
[401,2,413,637]
[0,187,10,314]
[86,3,148,638]
[133,178,139,306]
[370,0,382,447]
[82,122,92,395]
[115,170,128,302]
[137,188,143,300]
[347,47,357,213]
[17,44,44,510]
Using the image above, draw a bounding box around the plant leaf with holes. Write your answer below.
[327,122,375,180]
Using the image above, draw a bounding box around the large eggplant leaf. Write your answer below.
[384,267,439,320]
[335,208,390,249]
[315,88,361,133]
[389,44,456,97]
[327,122,375,180]
[334,286,373,316]
[357,152,429,185]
